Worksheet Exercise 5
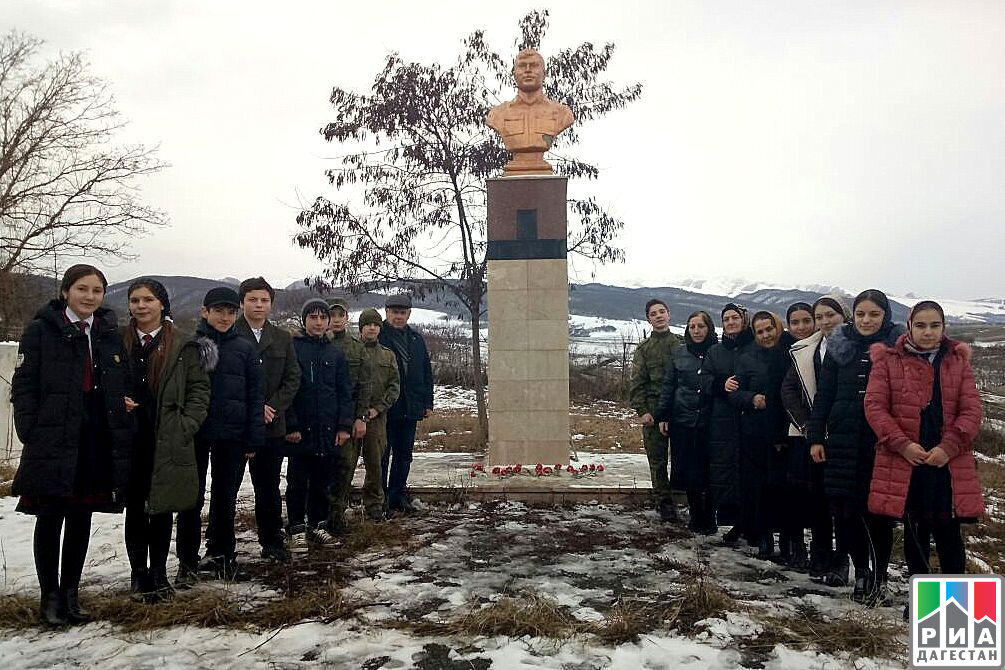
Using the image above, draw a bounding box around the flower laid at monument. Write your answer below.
[470,462,606,478]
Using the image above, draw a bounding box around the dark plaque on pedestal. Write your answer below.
[486,176,567,260]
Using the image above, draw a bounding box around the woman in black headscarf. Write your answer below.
[807,289,905,604]
[657,311,719,534]
[703,303,755,544]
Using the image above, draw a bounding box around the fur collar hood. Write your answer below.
[827,322,906,366]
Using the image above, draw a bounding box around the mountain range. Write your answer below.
[88,275,1005,326]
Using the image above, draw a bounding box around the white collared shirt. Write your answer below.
[65,306,94,354]
[136,326,163,343]
[819,336,828,362]
[252,327,263,342]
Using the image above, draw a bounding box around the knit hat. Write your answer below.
[203,287,240,308]
[385,294,412,309]
[301,298,331,325]
[359,308,382,328]
[328,297,350,313]
[129,278,172,318]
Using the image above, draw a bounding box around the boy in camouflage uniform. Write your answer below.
[629,298,681,522]
[329,307,399,525]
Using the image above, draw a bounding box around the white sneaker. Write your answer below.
[309,526,339,547]
[290,530,308,555]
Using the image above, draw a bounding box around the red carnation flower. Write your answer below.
[589,464,596,471]
[514,464,522,473]
[580,465,589,472]
[554,464,561,470]
[470,471,477,478]
[492,466,501,475]
[543,467,552,475]
[567,465,576,473]
[597,465,605,472]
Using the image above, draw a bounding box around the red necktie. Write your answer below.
[142,334,153,347]
[77,321,93,391]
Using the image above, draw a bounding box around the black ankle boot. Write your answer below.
[39,590,68,627]
[146,567,174,603]
[757,535,775,559]
[62,587,91,624]
[722,526,742,547]
[852,569,875,605]
[789,540,810,571]
[130,569,150,600]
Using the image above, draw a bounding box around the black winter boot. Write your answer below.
[757,535,775,560]
[130,569,150,601]
[39,591,68,627]
[62,587,92,624]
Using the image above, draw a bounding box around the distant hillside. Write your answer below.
[7,273,999,330]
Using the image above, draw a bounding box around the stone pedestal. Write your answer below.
[486,176,569,466]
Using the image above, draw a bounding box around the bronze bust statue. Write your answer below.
[487,49,574,177]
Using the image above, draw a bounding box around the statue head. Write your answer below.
[513,48,545,93]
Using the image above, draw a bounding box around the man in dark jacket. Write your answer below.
[378,294,433,515]
[175,287,265,583]
[284,299,353,553]
[234,277,301,562]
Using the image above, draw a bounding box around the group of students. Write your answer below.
[633,289,984,608]
[9,264,433,626]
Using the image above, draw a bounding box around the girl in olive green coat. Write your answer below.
[122,279,212,601]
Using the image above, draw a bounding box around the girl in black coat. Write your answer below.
[10,265,134,626]
[781,297,848,578]
[730,311,792,558]
[807,289,905,604]
[704,303,755,543]
[657,311,718,534]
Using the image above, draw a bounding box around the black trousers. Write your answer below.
[904,515,966,575]
[233,437,284,547]
[836,510,892,580]
[33,511,92,596]
[286,452,336,530]
[807,464,834,561]
[125,436,172,574]
[176,439,245,568]
[382,416,417,509]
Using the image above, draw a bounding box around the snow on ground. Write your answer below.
[0,480,909,669]
[433,385,478,412]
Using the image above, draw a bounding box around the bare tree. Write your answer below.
[0,31,167,279]
[296,10,640,445]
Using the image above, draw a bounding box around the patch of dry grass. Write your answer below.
[415,411,482,452]
[747,605,906,664]
[0,593,36,627]
[569,414,643,454]
[668,574,738,634]
[0,462,16,497]
[392,593,582,640]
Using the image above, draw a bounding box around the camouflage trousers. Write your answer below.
[330,415,387,526]
[642,424,673,505]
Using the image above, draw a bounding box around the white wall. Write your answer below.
[0,342,22,472]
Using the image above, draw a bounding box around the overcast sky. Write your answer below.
[5,0,1004,298]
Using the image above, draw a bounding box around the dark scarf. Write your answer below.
[721,327,753,352]
[685,329,718,358]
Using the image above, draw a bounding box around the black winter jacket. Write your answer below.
[286,334,354,456]
[235,317,301,439]
[806,323,905,504]
[11,301,133,502]
[194,319,265,450]
[656,345,714,428]
[730,343,791,446]
[703,329,755,510]
[379,322,433,421]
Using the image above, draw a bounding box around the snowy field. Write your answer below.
[0,490,909,670]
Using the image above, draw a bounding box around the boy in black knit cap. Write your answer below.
[284,299,353,553]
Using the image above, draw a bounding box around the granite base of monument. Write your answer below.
[486,175,570,466]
